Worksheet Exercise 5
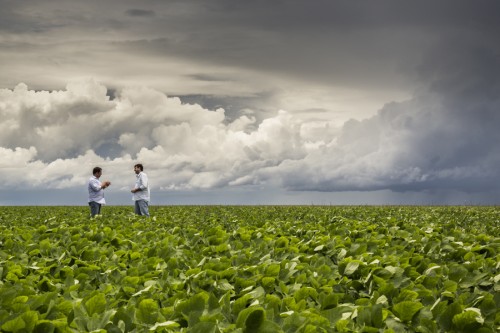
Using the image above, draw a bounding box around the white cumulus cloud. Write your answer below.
[1,72,499,195]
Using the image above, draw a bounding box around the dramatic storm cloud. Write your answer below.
[1,0,499,204]
[276,38,500,193]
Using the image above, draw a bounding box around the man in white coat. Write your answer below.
[131,163,150,216]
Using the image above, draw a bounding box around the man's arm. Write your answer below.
[90,179,110,190]
[89,179,102,191]
[138,173,149,190]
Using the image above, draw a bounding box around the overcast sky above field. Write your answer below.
[1,0,500,205]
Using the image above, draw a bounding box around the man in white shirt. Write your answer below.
[131,163,150,216]
[88,167,111,217]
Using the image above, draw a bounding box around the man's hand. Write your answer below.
[102,181,111,188]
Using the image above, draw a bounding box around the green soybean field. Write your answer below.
[0,206,499,332]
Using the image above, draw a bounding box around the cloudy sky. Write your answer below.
[1,0,500,205]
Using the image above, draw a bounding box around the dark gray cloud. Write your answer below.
[275,36,500,193]
[115,1,500,85]
[3,0,498,92]
[125,9,155,17]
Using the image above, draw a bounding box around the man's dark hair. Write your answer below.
[93,167,102,175]
[134,164,144,171]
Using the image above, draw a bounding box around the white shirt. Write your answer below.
[133,171,150,202]
[88,176,106,204]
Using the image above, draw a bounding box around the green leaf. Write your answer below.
[20,311,38,332]
[385,317,407,333]
[1,311,39,333]
[244,312,264,331]
[85,293,107,317]
[2,316,26,332]
[322,305,355,323]
[344,262,360,276]
[87,309,116,332]
[236,306,266,330]
[417,318,438,333]
[314,245,324,251]
[357,306,372,326]
[265,264,281,277]
[438,301,462,331]
[371,304,384,328]
[394,289,419,303]
[176,292,209,316]
[257,320,282,333]
[104,323,122,333]
[393,301,424,322]
[33,321,56,333]
[149,321,180,331]
[335,319,350,332]
[136,299,159,325]
[248,286,266,299]
[188,321,218,333]
[113,308,135,332]
[452,309,484,331]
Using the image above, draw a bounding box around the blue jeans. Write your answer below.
[89,201,101,217]
[134,200,150,216]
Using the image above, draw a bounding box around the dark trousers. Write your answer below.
[89,201,101,217]
[134,200,150,216]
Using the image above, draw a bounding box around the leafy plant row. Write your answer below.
[0,206,498,332]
